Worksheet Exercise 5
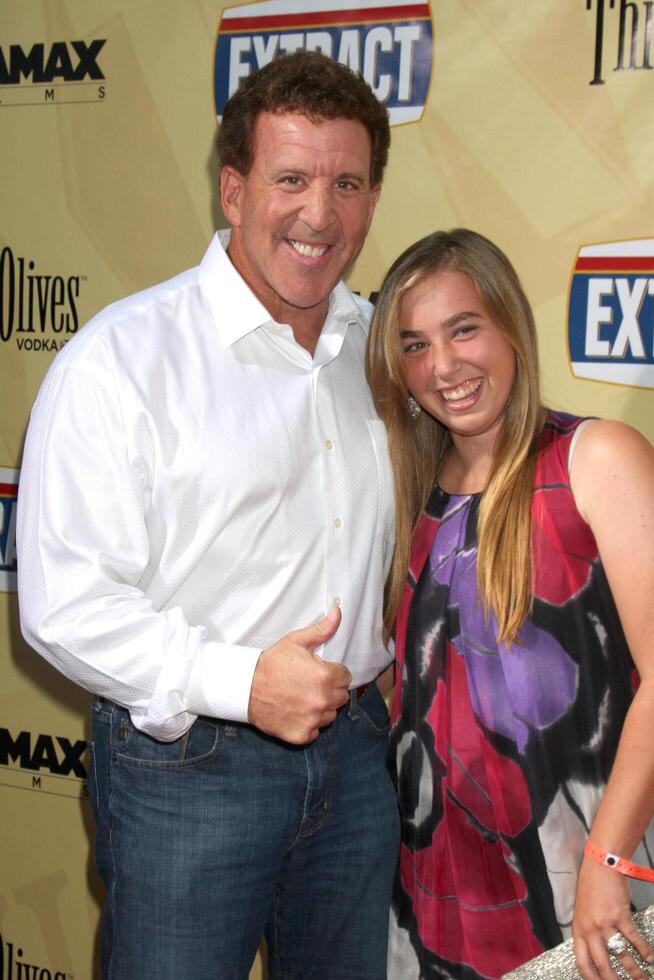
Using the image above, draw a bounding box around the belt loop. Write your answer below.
[347,688,359,720]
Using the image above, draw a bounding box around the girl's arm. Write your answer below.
[570,420,654,980]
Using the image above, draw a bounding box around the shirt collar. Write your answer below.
[198,230,271,349]
[198,230,365,353]
[328,279,368,324]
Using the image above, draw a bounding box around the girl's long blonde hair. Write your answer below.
[366,229,547,645]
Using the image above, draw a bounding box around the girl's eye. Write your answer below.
[403,341,427,354]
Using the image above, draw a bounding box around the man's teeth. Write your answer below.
[441,378,482,402]
[289,240,328,258]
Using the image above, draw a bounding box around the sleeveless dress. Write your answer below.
[388,411,654,979]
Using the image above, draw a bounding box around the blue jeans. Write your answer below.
[88,686,399,980]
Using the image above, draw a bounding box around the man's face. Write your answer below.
[221,111,381,334]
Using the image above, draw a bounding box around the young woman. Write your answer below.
[366,230,654,980]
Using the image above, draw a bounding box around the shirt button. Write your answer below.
[334,518,342,528]
[333,596,342,607]
[325,439,333,450]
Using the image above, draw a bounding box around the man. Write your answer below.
[17,51,398,980]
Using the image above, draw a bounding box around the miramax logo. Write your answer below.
[0,39,106,106]
[0,725,89,800]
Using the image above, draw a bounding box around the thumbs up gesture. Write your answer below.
[248,606,351,744]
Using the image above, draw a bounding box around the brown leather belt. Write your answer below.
[338,684,370,714]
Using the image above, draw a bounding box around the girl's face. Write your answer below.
[400,270,516,446]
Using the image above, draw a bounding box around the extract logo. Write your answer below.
[214,0,434,125]
[0,39,107,107]
[0,468,18,593]
[567,239,654,390]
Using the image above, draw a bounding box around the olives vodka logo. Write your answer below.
[0,932,67,980]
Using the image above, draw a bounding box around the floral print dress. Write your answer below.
[388,412,654,979]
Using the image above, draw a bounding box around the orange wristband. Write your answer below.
[584,841,654,883]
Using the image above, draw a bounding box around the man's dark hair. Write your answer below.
[217,51,390,186]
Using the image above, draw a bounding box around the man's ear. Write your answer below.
[220,166,244,226]
[365,183,382,233]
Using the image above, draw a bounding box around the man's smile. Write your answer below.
[287,239,330,258]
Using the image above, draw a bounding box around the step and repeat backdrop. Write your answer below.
[2,1,653,977]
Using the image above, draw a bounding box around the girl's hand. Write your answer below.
[572,856,654,980]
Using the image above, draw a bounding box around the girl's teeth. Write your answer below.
[442,379,482,402]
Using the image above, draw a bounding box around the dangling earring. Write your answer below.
[407,394,421,420]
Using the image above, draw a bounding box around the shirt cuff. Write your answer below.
[185,640,263,723]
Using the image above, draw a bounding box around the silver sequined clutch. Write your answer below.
[502,906,654,980]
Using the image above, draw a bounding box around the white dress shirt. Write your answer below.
[17,232,395,741]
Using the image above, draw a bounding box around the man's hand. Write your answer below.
[248,606,351,744]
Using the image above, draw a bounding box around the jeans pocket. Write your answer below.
[92,694,114,722]
[111,711,226,769]
[355,685,391,735]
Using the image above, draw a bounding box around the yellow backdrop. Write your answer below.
[2,2,652,977]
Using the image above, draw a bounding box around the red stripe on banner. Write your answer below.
[0,483,18,496]
[576,256,654,272]
[220,5,430,32]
